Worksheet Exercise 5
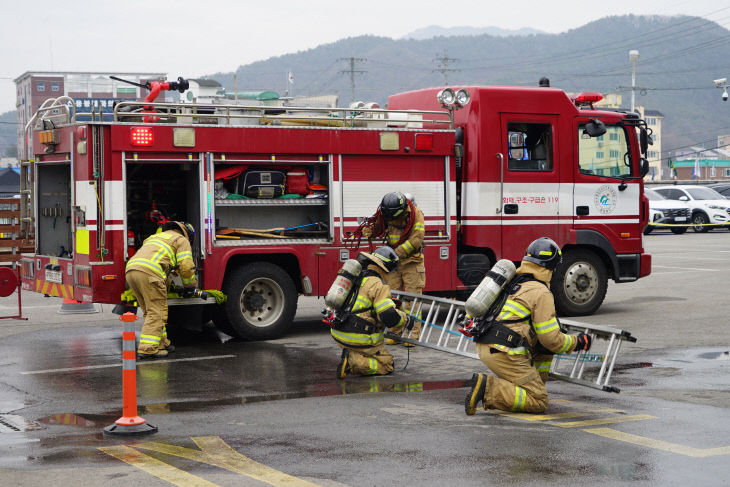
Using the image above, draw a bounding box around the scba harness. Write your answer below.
[465,274,554,357]
[323,269,383,343]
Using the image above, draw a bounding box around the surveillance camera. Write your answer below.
[714,77,727,86]
[724,90,728,102]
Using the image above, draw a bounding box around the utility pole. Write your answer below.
[338,57,366,103]
[629,50,639,113]
[433,52,459,85]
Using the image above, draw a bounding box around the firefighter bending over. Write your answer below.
[464,237,592,414]
[329,247,414,378]
[126,221,198,359]
[360,192,425,346]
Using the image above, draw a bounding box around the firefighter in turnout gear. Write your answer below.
[330,246,413,378]
[125,221,198,358]
[360,192,425,346]
[465,237,592,414]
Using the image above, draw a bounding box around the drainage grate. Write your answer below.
[0,414,45,433]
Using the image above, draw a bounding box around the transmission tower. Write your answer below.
[433,52,460,85]
[338,57,367,103]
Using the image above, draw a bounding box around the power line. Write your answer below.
[338,57,366,103]
[433,52,459,85]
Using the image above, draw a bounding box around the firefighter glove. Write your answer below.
[405,313,415,331]
[575,333,592,351]
[361,225,373,238]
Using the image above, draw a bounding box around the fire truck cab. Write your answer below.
[18,83,650,341]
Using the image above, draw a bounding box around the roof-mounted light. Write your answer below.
[455,89,470,107]
[437,88,456,108]
[574,92,603,107]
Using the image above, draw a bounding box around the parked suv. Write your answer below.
[652,185,730,232]
[644,189,690,235]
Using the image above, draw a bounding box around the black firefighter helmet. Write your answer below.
[523,237,562,270]
[380,192,408,220]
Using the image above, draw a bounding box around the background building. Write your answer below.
[14,71,166,158]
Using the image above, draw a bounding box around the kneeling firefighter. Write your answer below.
[325,246,414,378]
[464,237,592,414]
[125,221,198,359]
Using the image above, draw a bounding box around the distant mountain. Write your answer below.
[402,25,545,40]
[207,14,730,157]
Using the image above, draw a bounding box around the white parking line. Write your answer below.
[652,265,722,272]
[20,354,236,375]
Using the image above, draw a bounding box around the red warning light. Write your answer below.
[130,127,154,146]
[415,133,434,151]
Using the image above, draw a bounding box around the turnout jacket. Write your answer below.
[125,230,197,288]
[373,206,425,264]
[486,261,576,356]
[330,265,410,348]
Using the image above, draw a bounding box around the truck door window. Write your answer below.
[578,125,632,177]
[507,123,552,172]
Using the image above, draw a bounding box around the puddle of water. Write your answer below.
[697,351,730,361]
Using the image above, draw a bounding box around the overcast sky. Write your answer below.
[0,0,726,113]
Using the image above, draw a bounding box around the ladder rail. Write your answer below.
[390,291,635,393]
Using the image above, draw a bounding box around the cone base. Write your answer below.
[103,420,158,437]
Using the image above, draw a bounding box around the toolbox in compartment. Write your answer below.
[238,170,286,199]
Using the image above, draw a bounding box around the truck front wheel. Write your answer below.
[551,249,608,316]
[220,262,297,340]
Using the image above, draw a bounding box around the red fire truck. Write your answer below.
[18,81,651,340]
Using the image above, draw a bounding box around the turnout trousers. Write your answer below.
[125,269,171,354]
[336,342,395,376]
[475,342,549,413]
[386,260,426,340]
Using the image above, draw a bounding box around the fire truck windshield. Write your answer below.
[577,125,633,178]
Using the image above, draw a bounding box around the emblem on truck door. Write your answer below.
[594,185,618,214]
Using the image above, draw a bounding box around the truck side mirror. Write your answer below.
[583,119,606,138]
[639,127,651,154]
[640,158,649,177]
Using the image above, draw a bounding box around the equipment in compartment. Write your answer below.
[216,222,328,239]
[239,170,286,199]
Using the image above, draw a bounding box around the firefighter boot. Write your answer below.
[385,338,399,345]
[137,349,169,359]
[337,349,350,379]
[465,372,487,415]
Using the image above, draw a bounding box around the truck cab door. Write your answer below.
[572,118,643,250]
[499,114,561,260]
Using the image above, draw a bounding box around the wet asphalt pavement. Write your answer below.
[0,232,729,486]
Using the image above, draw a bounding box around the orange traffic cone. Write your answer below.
[103,312,157,436]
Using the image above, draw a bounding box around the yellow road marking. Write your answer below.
[99,445,218,487]
[552,414,656,428]
[499,407,625,421]
[584,428,730,457]
[132,436,320,486]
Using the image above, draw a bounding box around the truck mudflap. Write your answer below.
[639,252,652,278]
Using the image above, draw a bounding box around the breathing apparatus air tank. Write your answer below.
[465,259,517,318]
[324,259,362,310]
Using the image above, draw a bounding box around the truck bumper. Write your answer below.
[613,252,651,282]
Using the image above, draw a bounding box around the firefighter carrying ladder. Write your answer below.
[388,291,636,393]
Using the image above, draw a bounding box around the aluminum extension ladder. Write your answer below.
[388,291,636,393]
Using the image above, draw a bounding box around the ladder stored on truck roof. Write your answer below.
[388,291,636,393]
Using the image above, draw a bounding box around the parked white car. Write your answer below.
[652,185,730,232]
[644,189,691,235]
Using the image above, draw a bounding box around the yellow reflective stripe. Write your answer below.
[140,334,161,344]
[351,296,372,312]
[366,357,378,375]
[534,317,559,334]
[535,361,552,373]
[558,334,575,354]
[147,239,176,264]
[162,327,167,338]
[177,251,193,261]
[330,329,384,345]
[127,259,167,278]
[512,386,526,411]
[401,240,414,254]
[503,300,530,318]
[387,234,400,245]
[374,298,395,313]
[413,222,425,231]
[490,344,528,355]
[181,275,196,284]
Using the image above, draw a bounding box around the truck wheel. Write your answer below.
[551,249,608,316]
[692,212,710,233]
[670,227,687,235]
[221,262,297,340]
[643,225,653,235]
